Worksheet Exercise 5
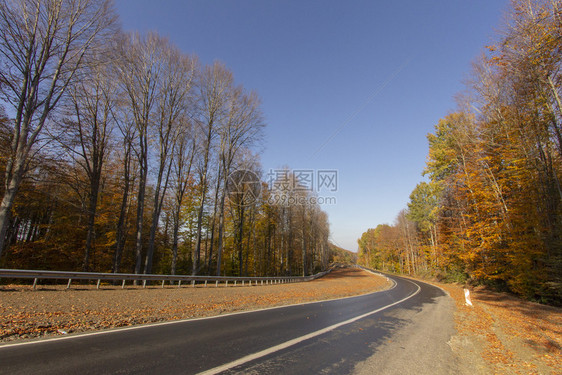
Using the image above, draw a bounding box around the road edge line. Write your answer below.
[197,278,421,375]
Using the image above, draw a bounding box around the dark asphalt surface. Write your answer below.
[0,272,451,375]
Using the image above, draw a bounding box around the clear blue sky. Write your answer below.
[116,0,508,252]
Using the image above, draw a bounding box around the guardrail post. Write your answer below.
[178,280,182,288]
[161,280,165,288]
[226,280,228,287]
[66,279,72,289]
[96,279,101,289]
[142,280,147,288]
[234,280,237,286]
[191,280,195,288]
[122,280,126,289]
[204,280,207,287]
[32,278,38,290]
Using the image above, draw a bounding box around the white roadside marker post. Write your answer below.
[464,288,473,306]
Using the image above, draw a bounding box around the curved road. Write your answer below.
[0,271,458,374]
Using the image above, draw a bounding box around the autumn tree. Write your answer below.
[0,0,117,260]
[214,87,264,276]
[169,122,197,276]
[143,47,196,274]
[359,0,562,303]
[0,7,336,280]
[192,62,232,275]
[60,50,118,271]
[116,32,166,275]
[111,112,136,273]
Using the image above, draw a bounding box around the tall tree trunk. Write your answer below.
[171,211,180,276]
[82,178,100,271]
[207,168,222,273]
[112,147,132,274]
[215,192,227,276]
[193,128,212,275]
[237,205,245,276]
[193,190,206,275]
[171,136,196,275]
[0,158,25,260]
[301,208,307,277]
[144,157,173,274]
[134,162,147,276]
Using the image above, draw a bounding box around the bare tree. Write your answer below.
[116,32,164,275]
[192,62,232,275]
[170,121,196,275]
[0,0,117,259]
[143,49,196,274]
[58,55,118,271]
[215,88,264,275]
[112,114,136,273]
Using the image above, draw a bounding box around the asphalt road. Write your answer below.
[0,271,458,375]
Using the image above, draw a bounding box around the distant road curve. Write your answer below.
[0,270,457,375]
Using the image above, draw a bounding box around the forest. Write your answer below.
[358,0,562,305]
[0,0,333,277]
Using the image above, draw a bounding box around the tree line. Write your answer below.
[0,0,333,277]
[358,0,562,305]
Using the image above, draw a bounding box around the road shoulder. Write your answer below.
[353,277,458,375]
[385,274,561,374]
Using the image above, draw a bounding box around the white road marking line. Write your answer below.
[197,278,421,375]
[0,272,395,349]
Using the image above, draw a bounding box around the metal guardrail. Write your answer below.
[0,268,332,290]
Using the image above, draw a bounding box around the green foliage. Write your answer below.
[407,181,441,233]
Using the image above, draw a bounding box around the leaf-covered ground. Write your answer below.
[4,268,558,374]
[0,267,389,343]
[434,281,561,374]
